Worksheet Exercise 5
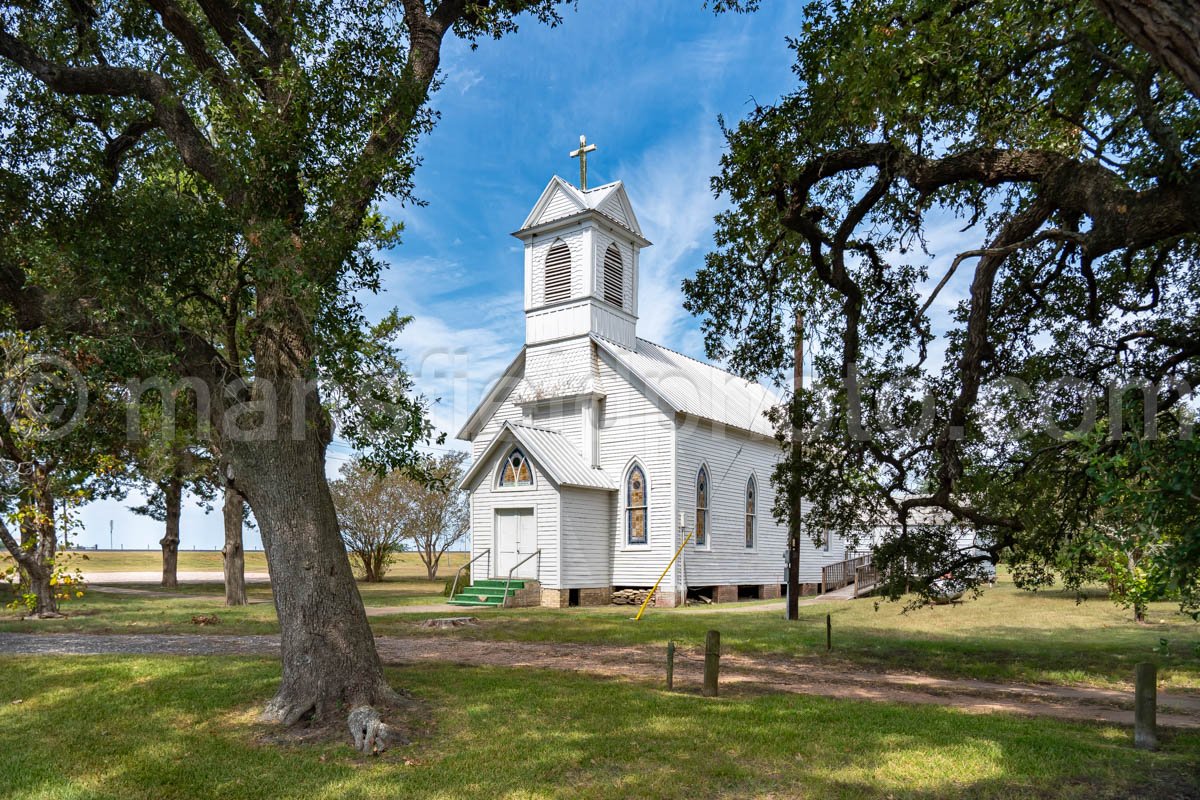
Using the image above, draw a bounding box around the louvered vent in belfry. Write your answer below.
[602,244,623,307]
[544,240,572,303]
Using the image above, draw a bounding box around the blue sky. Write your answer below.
[77,1,814,550]
[76,1,975,551]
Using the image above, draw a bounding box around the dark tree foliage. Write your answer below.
[684,0,1200,608]
[0,0,565,745]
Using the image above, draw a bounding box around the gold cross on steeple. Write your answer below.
[569,134,597,190]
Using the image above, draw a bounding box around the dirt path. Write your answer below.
[2,631,1196,729]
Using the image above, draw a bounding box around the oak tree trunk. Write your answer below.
[160,476,182,589]
[1,467,61,618]
[233,433,395,728]
[222,480,247,606]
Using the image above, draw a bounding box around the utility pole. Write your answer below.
[787,310,803,620]
[109,520,113,550]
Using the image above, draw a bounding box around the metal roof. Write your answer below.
[593,336,780,437]
[512,344,605,404]
[459,421,617,492]
[516,176,646,240]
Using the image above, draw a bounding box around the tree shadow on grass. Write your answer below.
[7,654,1198,799]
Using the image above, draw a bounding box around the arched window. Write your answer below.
[745,475,756,549]
[499,448,533,487]
[544,240,572,304]
[602,243,624,307]
[695,466,709,547]
[625,463,648,546]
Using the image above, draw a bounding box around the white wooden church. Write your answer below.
[454,158,848,607]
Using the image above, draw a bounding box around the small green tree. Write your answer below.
[330,461,411,583]
[404,452,470,581]
[0,333,122,616]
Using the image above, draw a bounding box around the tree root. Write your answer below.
[348,705,407,754]
[261,680,411,753]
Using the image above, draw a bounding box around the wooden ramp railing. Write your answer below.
[853,561,878,598]
[821,554,871,593]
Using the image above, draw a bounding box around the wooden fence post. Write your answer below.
[826,613,832,651]
[666,640,675,691]
[702,630,721,697]
[1135,662,1158,751]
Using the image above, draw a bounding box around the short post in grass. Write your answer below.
[1134,662,1158,751]
[702,630,721,697]
[666,640,675,690]
[826,613,832,651]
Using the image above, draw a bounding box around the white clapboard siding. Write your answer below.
[540,184,582,224]
[674,419,848,585]
[559,487,613,586]
[595,350,677,586]
[597,192,631,230]
[469,456,561,586]
[531,400,583,448]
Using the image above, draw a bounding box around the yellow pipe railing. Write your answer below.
[634,527,695,621]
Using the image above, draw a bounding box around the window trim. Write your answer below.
[694,464,710,550]
[623,461,650,549]
[744,474,757,550]
[497,447,535,490]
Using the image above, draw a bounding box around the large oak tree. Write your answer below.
[685,0,1200,606]
[0,0,562,746]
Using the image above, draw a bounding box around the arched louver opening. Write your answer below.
[544,240,572,304]
[602,243,624,307]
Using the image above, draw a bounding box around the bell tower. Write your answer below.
[514,143,650,350]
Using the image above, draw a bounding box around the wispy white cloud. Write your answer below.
[620,122,725,354]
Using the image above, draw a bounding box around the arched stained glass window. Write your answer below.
[499,448,533,487]
[745,475,756,549]
[602,243,624,307]
[695,466,709,547]
[544,240,572,303]
[626,463,648,546]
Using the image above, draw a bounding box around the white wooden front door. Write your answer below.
[494,509,537,579]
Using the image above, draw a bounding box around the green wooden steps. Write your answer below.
[448,579,527,607]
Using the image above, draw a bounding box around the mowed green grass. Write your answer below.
[1,655,1198,800]
[4,568,1198,692]
[366,574,1200,692]
[11,549,467,577]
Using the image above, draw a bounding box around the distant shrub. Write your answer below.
[444,565,469,597]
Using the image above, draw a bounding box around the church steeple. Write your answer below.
[513,164,650,350]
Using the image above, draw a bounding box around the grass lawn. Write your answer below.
[106,576,455,607]
[4,570,1198,693]
[2,655,1198,799]
[20,549,467,578]
[365,574,1200,692]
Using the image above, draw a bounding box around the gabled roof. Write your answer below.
[517,176,646,240]
[513,341,605,404]
[459,421,616,491]
[593,336,780,437]
[456,348,525,441]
